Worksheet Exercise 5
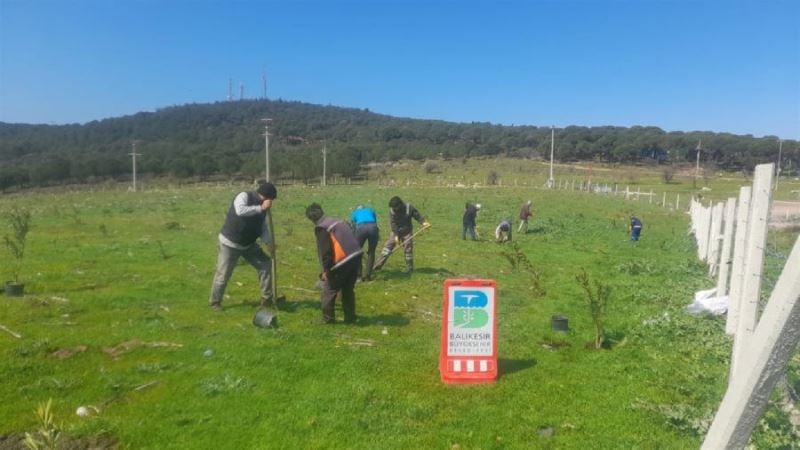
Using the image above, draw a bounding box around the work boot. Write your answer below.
[210,304,223,312]
[260,298,274,308]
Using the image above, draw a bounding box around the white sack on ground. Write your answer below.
[685,288,728,315]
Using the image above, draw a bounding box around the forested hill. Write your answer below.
[0,98,796,189]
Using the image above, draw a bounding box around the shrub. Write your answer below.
[662,166,676,183]
[576,270,612,349]
[423,161,440,174]
[4,207,32,283]
[486,170,499,185]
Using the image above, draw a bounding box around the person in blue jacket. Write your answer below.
[629,215,643,241]
[351,204,380,281]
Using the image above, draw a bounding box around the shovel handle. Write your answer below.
[268,210,278,300]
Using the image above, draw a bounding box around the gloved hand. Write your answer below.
[394,236,401,246]
[422,221,432,229]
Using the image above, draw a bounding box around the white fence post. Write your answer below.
[707,202,724,276]
[702,236,800,449]
[731,163,774,374]
[716,197,737,299]
[676,193,680,211]
[726,186,753,336]
[698,205,712,262]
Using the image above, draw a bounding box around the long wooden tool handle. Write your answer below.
[386,225,429,257]
[268,210,277,300]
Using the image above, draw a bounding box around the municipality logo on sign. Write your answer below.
[453,290,489,328]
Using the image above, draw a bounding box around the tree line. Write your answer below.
[0,99,796,190]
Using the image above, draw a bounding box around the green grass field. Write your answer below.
[1,161,798,448]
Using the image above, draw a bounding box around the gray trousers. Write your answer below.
[374,232,413,271]
[355,223,379,279]
[209,242,273,306]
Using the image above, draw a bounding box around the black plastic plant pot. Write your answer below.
[551,315,568,332]
[5,281,24,297]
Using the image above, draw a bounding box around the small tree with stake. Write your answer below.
[4,207,31,285]
[576,269,611,349]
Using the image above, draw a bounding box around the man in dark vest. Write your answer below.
[209,182,277,312]
[373,196,430,274]
[306,203,363,324]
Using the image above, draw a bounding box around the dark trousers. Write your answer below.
[462,223,476,240]
[355,223,379,280]
[630,227,642,241]
[321,256,361,323]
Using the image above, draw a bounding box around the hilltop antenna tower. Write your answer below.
[240,83,244,101]
[262,118,272,182]
[227,78,233,101]
[129,140,142,192]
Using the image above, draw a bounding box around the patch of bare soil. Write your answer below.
[770,201,800,229]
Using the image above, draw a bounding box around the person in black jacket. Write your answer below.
[209,182,277,312]
[306,203,363,324]
[462,202,480,240]
[373,196,430,274]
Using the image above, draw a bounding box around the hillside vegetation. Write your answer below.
[1,99,797,190]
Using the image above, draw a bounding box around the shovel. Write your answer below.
[374,224,431,268]
[253,209,284,328]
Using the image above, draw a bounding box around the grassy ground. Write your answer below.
[1,162,798,448]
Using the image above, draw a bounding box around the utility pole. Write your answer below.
[129,140,141,192]
[775,139,782,191]
[695,139,702,188]
[322,141,327,187]
[548,126,555,188]
[262,118,271,182]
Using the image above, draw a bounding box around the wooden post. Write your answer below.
[702,236,800,450]
[732,164,774,373]
[662,192,666,208]
[676,193,680,210]
[716,198,737,299]
[726,187,753,336]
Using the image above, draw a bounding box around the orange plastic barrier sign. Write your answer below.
[439,279,498,384]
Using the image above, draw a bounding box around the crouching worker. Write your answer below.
[306,203,363,324]
[373,196,430,274]
[495,219,513,243]
[209,182,277,312]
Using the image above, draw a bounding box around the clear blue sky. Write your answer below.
[1,0,798,139]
